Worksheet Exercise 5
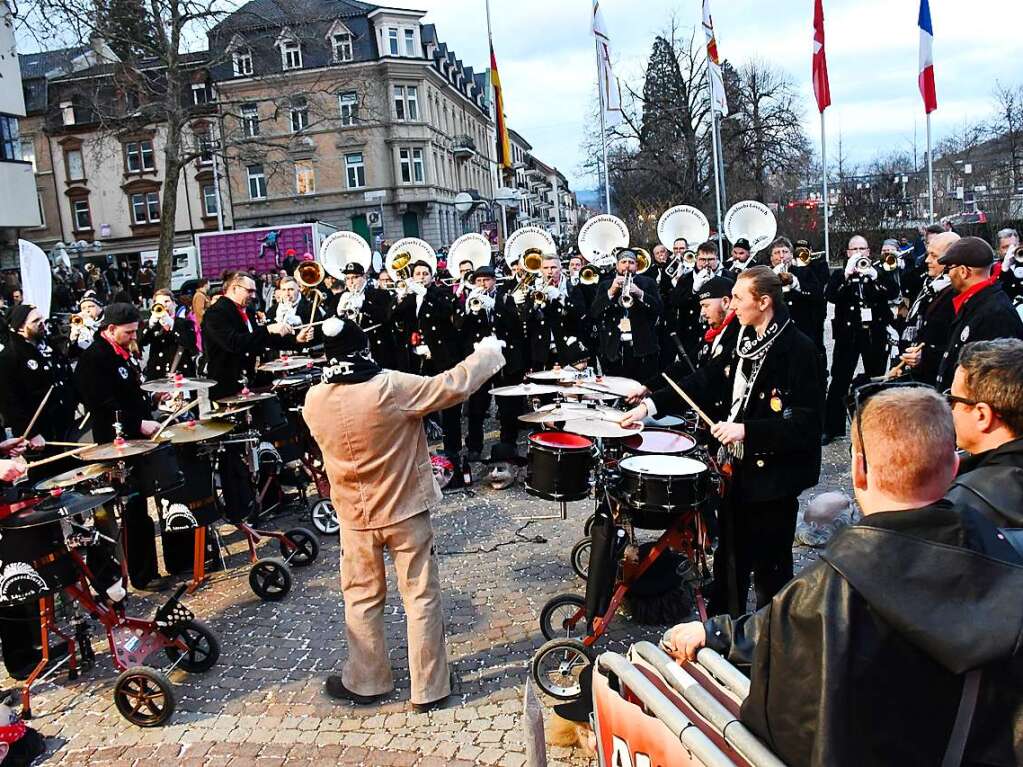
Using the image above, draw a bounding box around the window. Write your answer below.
[34,192,45,227]
[281,40,302,70]
[66,148,85,180]
[399,147,424,184]
[404,28,416,56]
[131,191,160,224]
[289,97,309,133]
[125,140,155,173]
[332,32,352,62]
[345,152,365,189]
[191,83,211,105]
[393,85,418,121]
[60,101,75,125]
[202,184,219,216]
[196,133,213,165]
[72,198,91,231]
[338,92,358,126]
[241,104,259,137]
[387,28,399,55]
[247,164,266,199]
[294,161,315,195]
[0,116,18,161]
[233,50,253,77]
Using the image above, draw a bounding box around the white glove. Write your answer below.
[545,285,561,301]
[408,281,427,297]
[1012,265,1023,280]
[844,256,860,278]
[160,315,174,331]
[862,266,878,281]
[149,312,161,327]
[286,312,303,327]
[512,289,527,305]
[691,269,711,293]
[475,335,507,353]
[887,326,900,346]
[69,324,80,341]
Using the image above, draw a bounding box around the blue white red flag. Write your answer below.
[918,0,937,114]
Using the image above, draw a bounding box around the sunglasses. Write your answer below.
[942,388,980,409]
[845,380,924,475]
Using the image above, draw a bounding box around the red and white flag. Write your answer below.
[918,0,937,113]
[812,0,831,113]
[702,0,728,116]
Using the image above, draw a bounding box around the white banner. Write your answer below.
[702,0,729,116]
[591,0,623,127]
[18,239,51,319]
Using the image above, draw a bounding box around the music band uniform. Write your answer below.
[590,270,662,380]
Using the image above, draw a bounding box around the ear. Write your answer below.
[975,402,998,433]
[851,448,868,491]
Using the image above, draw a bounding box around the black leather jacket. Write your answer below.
[946,438,1023,527]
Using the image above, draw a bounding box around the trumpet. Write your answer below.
[665,250,697,280]
[70,313,85,327]
[1013,245,1023,265]
[295,259,325,289]
[795,247,826,266]
[853,256,873,273]
[579,264,602,285]
[881,253,901,271]
[390,252,414,291]
[620,272,635,308]
[151,303,168,318]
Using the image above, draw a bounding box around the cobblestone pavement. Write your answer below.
[16,433,855,767]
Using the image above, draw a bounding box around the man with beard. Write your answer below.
[694,276,739,367]
[726,238,758,273]
[590,249,663,379]
[898,231,959,385]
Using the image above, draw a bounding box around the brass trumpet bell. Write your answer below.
[634,247,652,274]
[522,248,545,274]
[882,253,899,271]
[295,259,326,288]
[70,313,85,326]
[150,303,168,317]
[579,265,601,285]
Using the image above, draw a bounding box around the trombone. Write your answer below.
[514,247,545,301]
[295,259,326,289]
[665,250,697,279]
[579,264,603,285]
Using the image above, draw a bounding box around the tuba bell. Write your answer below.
[295,259,325,289]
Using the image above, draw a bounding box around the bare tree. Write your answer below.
[990,81,1023,191]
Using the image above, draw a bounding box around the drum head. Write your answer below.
[529,431,593,450]
[623,429,697,454]
[619,455,706,475]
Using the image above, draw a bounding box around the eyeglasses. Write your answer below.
[845,380,921,475]
[942,388,980,409]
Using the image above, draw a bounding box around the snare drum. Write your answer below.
[131,442,184,497]
[623,428,697,456]
[618,455,708,519]
[252,396,303,465]
[249,395,289,432]
[526,431,595,501]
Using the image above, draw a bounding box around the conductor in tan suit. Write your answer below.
[303,314,505,712]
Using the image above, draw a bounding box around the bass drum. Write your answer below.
[157,446,222,529]
[617,455,709,528]
[526,431,595,502]
[0,515,77,606]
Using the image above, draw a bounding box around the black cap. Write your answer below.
[795,239,810,249]
[937,236,995,267]
[342,262,366,276]
[732,238,751,251]
[7,304,34,332]
[103,302,140,326]
[472,265,496,280]
[697,276,733,301]
[322,317,369,358]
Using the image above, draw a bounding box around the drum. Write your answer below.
[618,455,709,519]
[157,447,221,529]
[131,442,184,497]
[249,395,289,433]
[526,431,595,502]
[623,428,697,456]
[0,511,80,605]
[252,396,303,465]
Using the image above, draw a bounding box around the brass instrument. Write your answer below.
[514,247,545,301]
[620,271,635,308]
[390,252,414,291]
[385,238,437,293]
[881,253,900,272]
[664,250,696,280]
[854,256,873,272]
[295,259,325,289]
[634,247,652,274]
[579,265,602,285]
[151,303,167,318]
[1013,245,1023,264]
[795,246,826,266]
[70,313,85,327]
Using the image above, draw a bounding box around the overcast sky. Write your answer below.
[386,0,1023,192]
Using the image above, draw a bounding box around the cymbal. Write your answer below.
[79,440,160,461]
[489,383,562,397]
[210,404,253,418]
[257,356,317,372]
[560,388,620,401]
[2,491,118,529]
[561,418,643,439]
[570,376,641,397]
[519,403,622,424]
[34,463,112,491]
[157,419,235,445]
[141,376,216,393]
[216,391,278,406]
[527,368,574,382]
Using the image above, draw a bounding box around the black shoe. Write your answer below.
[412,693,451,714]
[325,675,383,705]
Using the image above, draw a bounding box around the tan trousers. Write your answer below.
[339,511,450,705]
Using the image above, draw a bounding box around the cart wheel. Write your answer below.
[584,513,596,537]
[164,619,221,673]
[279,527,320,567]
[531,638,593,700]
[249,558,292,601]
[310,498,339,535]
[113,666,176,727]
[539,593,587,642]
[570,538,591,580]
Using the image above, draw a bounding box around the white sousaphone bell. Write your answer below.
[504,225,557,269]
[448,232,494,275]
[320,231,372,279]
[723,200,778,256]
[385,237,437,289]
[657,205,710,250]
[577,214,630,268]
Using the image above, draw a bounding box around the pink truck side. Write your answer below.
[193,222,338,280]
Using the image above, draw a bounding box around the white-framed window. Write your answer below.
[345,152,365,189]
[72,198,91,230]
[289,97,309,133]
[332,32,353,62]
[66,148,84,180]
[21,138,36,172]
[393,85,418,121]
[233,50,253,77]
[404,28,416,56]
[399,147,424,184]
[387,27,399,55]
[130,191,160,224]
[247,164,266,199]
[202,183,218,216]
[60,101,75,125]
[241,104,259,137]
[281,39,302,70]
[191,83,211,105]
[294,161,315,195]
[196,133,213,165]
[338,92,358,126]
[125,140,155,173]
[34,192,45,227]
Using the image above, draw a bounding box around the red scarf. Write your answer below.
[233,299,251,327]
[704,311,736,343]
[952,276,997,315]
[101,331,131,361]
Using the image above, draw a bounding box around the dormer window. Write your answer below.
[332,32,353,62]
[281,39,302,70]
[386,28,399,56]
[233,50,253,76]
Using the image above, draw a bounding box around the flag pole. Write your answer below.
[485,0,506,244]
[821,111,830,259]
[714,113,728,212]
[926,112,934,223]
[709,109,725,252]
[596,40,611,214]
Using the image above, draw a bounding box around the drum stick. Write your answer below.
[24,444,96,469]
[152,399,201,441]
[20,386,54,440]
[42,441,93,448]
[660,373,715,428]
[885,343,922,380]
[303,292,321,333]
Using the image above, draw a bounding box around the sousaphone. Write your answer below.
[385,237,437,287]
[657,205,710,250]
[723,200,777,255]
[577,214,629,267]
[320,231,372,279]
[448,233,494,274]
[504,226,557,269]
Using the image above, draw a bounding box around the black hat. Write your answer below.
[322,316,369,358]
[697,276,733,301]
[938,236,995,267]
[472,265,496,280]
[732,238,751,251]
[7,304,35,332]
[79,291,103,310]
[795,239,810,249]
[342,261,366,276]
[102,302,140,327]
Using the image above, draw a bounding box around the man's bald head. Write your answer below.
[925,231,960,278]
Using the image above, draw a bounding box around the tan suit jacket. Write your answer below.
[303,344,504,530]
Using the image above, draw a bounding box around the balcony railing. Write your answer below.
[452,134,476,160]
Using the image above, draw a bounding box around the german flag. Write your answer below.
[490,43,511,170]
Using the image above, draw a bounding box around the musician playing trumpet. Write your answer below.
[338,261,401,371]
[590,249,662,380]
[68,291,104,354]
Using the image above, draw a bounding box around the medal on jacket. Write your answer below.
[770,389,783,413]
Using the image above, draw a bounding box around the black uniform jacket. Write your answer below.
[532,285,590,368]
[74,335,152,442]
[705,502,1023,767]
[139,316,197,378]
[936,281,1023,392]
[907,284,954,386]
[651,318,822,503]
[695,315,740,368]
[343,287,400,370]
[0,335,77,440]
[946,438,1023,527]
[590,274,663,361]
[201,298,284,400]
[393,284,461,370]
[825,269,896,340]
